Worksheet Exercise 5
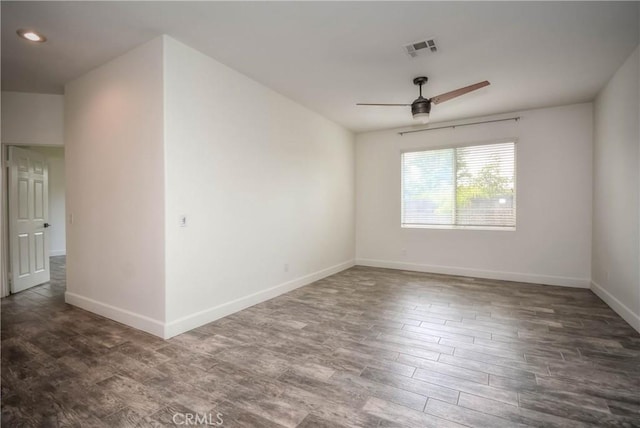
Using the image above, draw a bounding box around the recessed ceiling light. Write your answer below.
[17,29,47,43]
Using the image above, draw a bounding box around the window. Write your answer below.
[401,141,515,229]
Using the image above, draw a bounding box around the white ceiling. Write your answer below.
[2,1,638,133]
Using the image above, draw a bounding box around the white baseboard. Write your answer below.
[50,250,66,257]
[355,258,590,288]
[590,280,640,333]
[65,292,165,338]
[66,260,355,340]
[164,259,355,339]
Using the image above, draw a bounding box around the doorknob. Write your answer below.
[44,223,51,228]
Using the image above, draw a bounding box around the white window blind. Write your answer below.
[402,141,515,228]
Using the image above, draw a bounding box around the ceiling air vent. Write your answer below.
[405,38,438,58]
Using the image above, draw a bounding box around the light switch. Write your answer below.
[179,215,187,227]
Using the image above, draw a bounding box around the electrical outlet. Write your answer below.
[401,249,407,256]
[284,263,289,272]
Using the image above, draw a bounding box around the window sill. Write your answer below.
[401,224,516,231]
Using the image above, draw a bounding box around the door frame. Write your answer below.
[1,144,8,297]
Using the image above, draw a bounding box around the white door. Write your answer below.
[9,146,50,293]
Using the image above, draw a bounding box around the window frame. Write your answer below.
[400,139,517,231]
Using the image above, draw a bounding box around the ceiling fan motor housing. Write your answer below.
[412,76,431,117]
[412,97,431,116]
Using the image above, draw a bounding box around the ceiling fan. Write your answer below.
[357,76,490,124]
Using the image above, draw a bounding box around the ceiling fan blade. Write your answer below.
[430,81,490,104]
[356,103,411,106]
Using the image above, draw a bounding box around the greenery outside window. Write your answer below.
[401,141,516,229]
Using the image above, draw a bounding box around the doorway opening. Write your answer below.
[2,144,66,297]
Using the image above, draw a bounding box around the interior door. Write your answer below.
[9,146,50,293]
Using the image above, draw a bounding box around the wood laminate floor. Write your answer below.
[2,256,640,427]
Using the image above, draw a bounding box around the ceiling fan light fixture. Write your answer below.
[411,98,431,124]
[413,112,430,124]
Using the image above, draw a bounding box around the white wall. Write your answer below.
[163,37,355,336]
[1,92,64,146]
[28,146,66,256]
[48,153,66,256]
[356,103,593,288]
[591,46,640,332]
[64,38,166,335]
